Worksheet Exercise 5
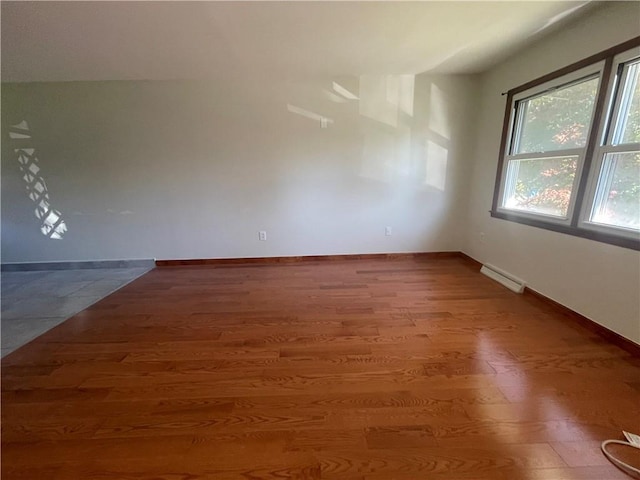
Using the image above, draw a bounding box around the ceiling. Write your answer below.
[1,1,597,83]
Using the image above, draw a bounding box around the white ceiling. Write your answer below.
[1,1,596,83]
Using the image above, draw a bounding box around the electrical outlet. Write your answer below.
[258,231,267,241]
[385,226,392,236]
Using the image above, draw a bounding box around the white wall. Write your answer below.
[464,1,640,343]
[1,73,479,262]
[3,2,637,345]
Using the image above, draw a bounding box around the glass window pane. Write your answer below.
[613,61,640,145]
[514,76,599,154]
[589,151,640,230]
[502,155,578,217]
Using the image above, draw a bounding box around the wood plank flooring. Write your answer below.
[2,257,639,479]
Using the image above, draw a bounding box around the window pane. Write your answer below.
[613,61,640,145]
[502,155,578,217]
[514,76,598,154]
[589,151,640,230]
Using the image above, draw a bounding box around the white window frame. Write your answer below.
[496,63,604,226]
[579,48,640,240]
[491,37,640,251]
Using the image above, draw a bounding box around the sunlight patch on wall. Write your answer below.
[9,120,68,239]
[394,75,415,118]
[322,89,348,103]
[287,103,334,128]
[429,83,451,140]
[359,75,415,127]
[425,140,448,191]
[332,81,359,100]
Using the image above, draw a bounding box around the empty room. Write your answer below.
[1,1,639,479]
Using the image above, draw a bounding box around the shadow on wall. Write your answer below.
[285,74,451,191]
[8,120,68,240]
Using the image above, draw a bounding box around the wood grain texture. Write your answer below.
[155,251,462,267]
[2,256,638,479]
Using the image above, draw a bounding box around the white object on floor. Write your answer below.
[624,431,640,447]
[601,431,640,478]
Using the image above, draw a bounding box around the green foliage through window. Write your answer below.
[495,40,640,249]
[516,76,599,154]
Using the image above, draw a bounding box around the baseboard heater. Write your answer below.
[480,263,525,293]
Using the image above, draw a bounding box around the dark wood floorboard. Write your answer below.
[2,257,639,479]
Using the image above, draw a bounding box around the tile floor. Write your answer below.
[1,267,152,357]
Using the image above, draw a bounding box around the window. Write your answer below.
[492,38,640,250]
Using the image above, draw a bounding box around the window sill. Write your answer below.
[489,209,640,251]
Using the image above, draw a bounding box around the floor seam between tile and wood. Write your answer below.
[1,266,152,357]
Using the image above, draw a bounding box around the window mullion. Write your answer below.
[591,154,617,221]
[611,63,639,145]
[510,101,526,154]
[570,56,614,228]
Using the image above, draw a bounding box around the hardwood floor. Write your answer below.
[2,256,639,479]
